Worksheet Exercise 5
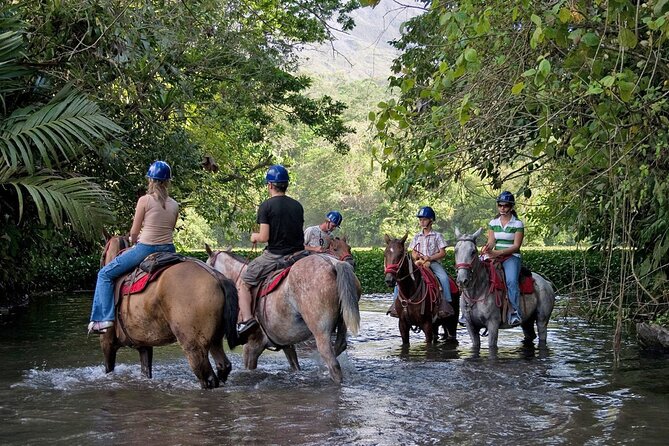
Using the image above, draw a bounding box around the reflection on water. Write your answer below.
[1,293,668,445]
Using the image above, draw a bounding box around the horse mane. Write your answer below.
[220,250,249,264]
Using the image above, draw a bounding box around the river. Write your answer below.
[1,293,667,445]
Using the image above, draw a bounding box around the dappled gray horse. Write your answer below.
[205,246,361,384]
[454,228,555,349]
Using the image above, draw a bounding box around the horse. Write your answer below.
[453,228,555,349]
[95,235,240,389]
[324,235,355,267]
[205,245,361,384]
[383,234,460,346]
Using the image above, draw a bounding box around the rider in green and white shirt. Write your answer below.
[482,191,524,326]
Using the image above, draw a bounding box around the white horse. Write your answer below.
[454,228,555,349]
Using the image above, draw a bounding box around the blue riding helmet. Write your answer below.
[326,211,343,227]
[265,164,289,183]
[416,206,436,221]
[496,191,515,205]
[146,161,172,181]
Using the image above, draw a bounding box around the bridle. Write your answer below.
[454,238,479,275]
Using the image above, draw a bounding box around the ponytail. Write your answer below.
[147,179,169,208]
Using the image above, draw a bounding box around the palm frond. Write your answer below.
[0,166,115,238]
[0,92,124,172]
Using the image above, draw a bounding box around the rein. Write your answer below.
[455,240,504,308]
[385,250,438,312]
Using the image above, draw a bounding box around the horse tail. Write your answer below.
[214,271,240,349]
[335,261,361,335]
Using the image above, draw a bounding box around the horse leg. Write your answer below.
[183,346,219,389]
[399,318,410,346]
[487,323,500,351]
[313,331,342,384]
[282,345,300,371]
[334,318,348,357]
[138,347,153,379]
[242,341,264,370]
[536,317,549,346]
[466,323,481,349]
[100,333,119,374]
[521,315,537,345]
[209,341,232,383]
[424,320,435,343]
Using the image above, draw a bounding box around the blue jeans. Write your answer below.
[503,255,521,316]
[392,262,452,302]
[90,243,175,322]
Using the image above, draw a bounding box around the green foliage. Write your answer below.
[371,0,669,321]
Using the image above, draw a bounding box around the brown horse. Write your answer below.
[205,245,361,384]
[324,235,355,267]
[96,236,240,389]
[383,234,460,346]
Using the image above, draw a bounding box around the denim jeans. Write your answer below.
[392,262,452,302]
[503,255,521,316]
[90,242,175,322]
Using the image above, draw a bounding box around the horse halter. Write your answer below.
[455,238,479,271]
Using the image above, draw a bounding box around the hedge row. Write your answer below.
[32,247,616,297]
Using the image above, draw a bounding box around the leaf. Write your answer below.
[619,28,637,49]
[368,111,376,121]
[582,33,600,47]
[600,75,616,88]
[618,81,636,102]
[464,48,478,63]
[538,59,551,78]
[531,14,542,26]
[511,82,525,95]
[558,7,572,23]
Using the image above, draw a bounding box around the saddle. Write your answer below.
[113,252,186,305]
[485,259,536,323]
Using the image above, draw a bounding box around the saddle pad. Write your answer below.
[259,267,292,298]
[520,275,535,294]
[119,265,170,296]
[448,277,459,294]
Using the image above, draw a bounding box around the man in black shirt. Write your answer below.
[237,164,305,337]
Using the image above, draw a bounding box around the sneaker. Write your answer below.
[458,316,467,326]
[386,304,399,318]
[88,321,113,334]
[236,319,258,337]
[508,313,521,326]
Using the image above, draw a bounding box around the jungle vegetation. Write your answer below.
[1,1,668,335]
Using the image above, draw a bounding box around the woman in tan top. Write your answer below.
[88,161,179,334]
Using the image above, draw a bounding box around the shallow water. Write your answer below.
[1,293,668,445]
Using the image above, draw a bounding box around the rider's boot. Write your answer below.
[437,299,454,319]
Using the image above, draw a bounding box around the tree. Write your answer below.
[372,1,669,323]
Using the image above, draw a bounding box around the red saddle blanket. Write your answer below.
[117,265,170,297]
[484,259,535,294]
[258,267,291,298]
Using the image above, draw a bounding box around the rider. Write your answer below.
[236,164,305,338]
[88,161,179,334]
[304,211,343,253]
[388,206,454,318]
[481,191,524,326]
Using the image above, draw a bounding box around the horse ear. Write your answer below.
[341,234,348,243]
[384,234,391,245]
[401,231,409,244]
[472,227,483,239]
[205,243,213,256]
[455,227,462,239]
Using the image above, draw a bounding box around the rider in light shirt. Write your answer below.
[304,211,343,252]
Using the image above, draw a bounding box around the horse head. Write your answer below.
[327,236,355,266]
[205,244,244,280]
[383,232,408,288]
[453,228,483,289]
[101,234,130,267]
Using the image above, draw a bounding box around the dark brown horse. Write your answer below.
[96,236,240,389]
[384,234,460,345]
[206,246,361,384]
